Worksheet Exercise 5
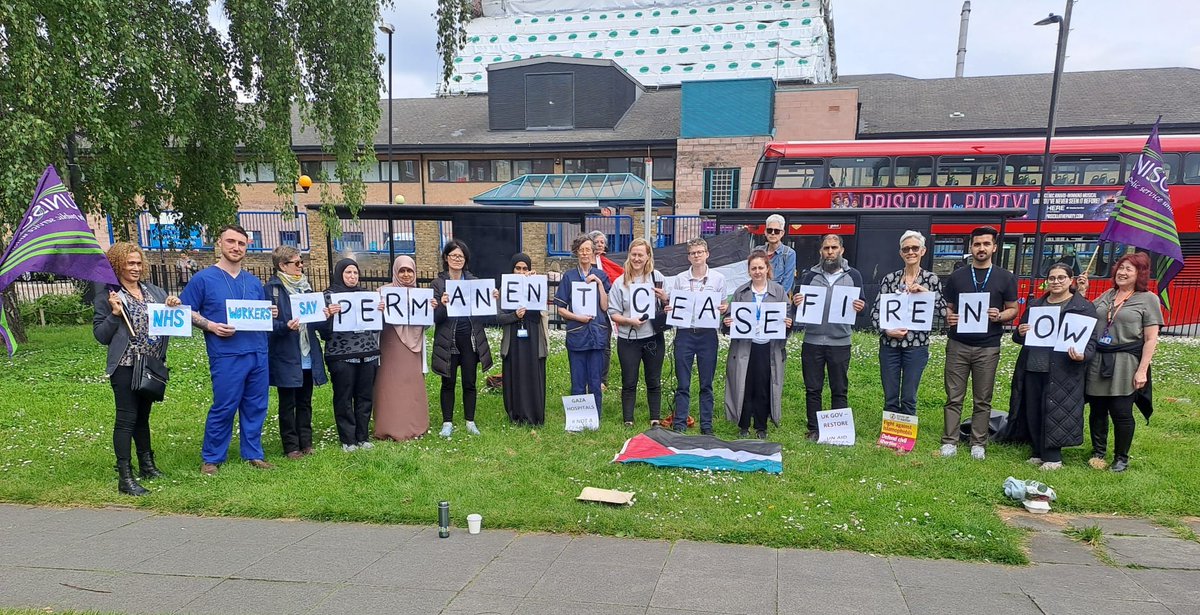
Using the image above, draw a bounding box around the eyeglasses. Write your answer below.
[688,250,707,257]
[447,253,465,260]
[286,260,303,266]
[1046,276,1071,283]
[765,228,783,235]
[899,246,922,254]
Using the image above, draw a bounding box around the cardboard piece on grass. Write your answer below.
[577,487,635,506]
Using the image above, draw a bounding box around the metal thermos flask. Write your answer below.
[438,501,450,538]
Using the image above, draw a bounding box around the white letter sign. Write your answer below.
[331,291,382,332]
[147,304,191,337]
[445,280,471,318]
[1054,313,1097,354]
[289,292,327,325]
[827,285,860,325]
[956,292,990,334]
[471,279,497,316]
[666,290,695,328]
[225,299,273,331]
[629,283,656,321]
[692,291,723,329]
[1026,306,1059,348]
[571,281,598,318]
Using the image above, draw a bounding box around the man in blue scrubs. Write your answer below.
[180,225,277,474]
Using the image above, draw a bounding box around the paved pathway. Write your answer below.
[2,504,1199,614]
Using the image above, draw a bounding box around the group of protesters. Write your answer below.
[94,219,1162,496]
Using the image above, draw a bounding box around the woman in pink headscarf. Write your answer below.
[374,255,433,440]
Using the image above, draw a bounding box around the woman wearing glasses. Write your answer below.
[870,231,945,418]
[1004,262,1098,470]
[554,235,611,418]
[754,214,797,290]
[432,239,494,437]
[266,246,327,459]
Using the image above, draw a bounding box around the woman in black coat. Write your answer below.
[431,239,493,438]
[266,246,327,460]
[1002,263,1099,470]
[93,242,181,496]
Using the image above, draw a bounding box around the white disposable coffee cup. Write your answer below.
[467,514,482,534]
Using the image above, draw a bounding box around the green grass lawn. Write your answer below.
[2,325,1198,564]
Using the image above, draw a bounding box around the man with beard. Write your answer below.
[794,234,865,441]
[940,226,1018,460]
[180,225,278,474]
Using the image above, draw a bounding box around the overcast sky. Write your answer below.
[375,0,1199,97]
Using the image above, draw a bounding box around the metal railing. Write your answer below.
[655,215,740,247]
[547,215,633,256]
[128,211,309,253]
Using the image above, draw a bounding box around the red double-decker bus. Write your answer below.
[748,135,1200,327]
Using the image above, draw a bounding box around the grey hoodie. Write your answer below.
[796,257,863,347]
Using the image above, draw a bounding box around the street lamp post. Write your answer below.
[379,23,395,205]
[1029,1,1073,297]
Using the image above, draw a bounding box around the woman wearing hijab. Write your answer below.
[320,258,380,451]
[374,255,434,440]
[266,246,327,459]
[495,253,547,425]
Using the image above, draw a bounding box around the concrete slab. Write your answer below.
[1108,536,1200,570]
[649,565,776,614]
[779,549,895,583]
[513,597,647,615]
[291,521,421,552]
[1127,569,1200,605]
[0,531,83,566]
[1029,595,1176,615]
[1001,511,1071,533]
[92,514,242,544]
[351,528,516,591]
[127,539,281,577]
[1015,563,1152,602]
[528,558,661,607]
[26,529,189,572]
[662,540,777,576]
[1071,516,1175,537]
[308,585,456,615]
[1026,532,1102,565]
[186,517,323,549]
[1168,604,1200,615]
[889,556,1017,590]
[235,545,389,582]
[900,587,1041,615]
[647,610,736,615]
[443,591,524,615]
[9,506,152,539]
[778,580,905,615]
[177,578,337,615]
[463,534,571,598]
[0,567,220,614]
[554,534,672,569]
[0,504,66,531]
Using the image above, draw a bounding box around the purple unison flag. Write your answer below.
[1098,121,1185,309]
[0,165,117,355]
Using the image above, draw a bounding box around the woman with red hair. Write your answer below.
[1077,252,1163,472]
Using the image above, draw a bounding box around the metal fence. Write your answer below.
[655,215,741,247]
[547,215,633,256]
[127,211,310,253]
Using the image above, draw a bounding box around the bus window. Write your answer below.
[1185,153,1200,184]
[999,237,1018,272]
[937,156,1001,187]
[773,158,825,188]
[931,236,966,276]
[1127,152,1181,184]
[1005,155,1043,185]
[1051,154,1121,186]
[893,156,933,187]
[830,157,890,188]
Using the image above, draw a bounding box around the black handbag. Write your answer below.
[131,352,169,402]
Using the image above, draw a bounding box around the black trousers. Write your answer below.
[277,369,314,453]
[800,343,851,432]
[1023,371,1062,463]
[329,359,377,445]
[739,342,772,432]
[110,365,153,466]
[441,331,479,422]
[617,334,665,422]
[1089,393,1136,462]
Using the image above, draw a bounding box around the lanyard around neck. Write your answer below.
[971,266,992,292]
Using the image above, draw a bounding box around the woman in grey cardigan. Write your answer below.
[93,242,181,496]
[723,251,792,439]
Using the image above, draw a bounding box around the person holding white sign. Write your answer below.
[431,240,494,437]
[93,242,182,496]
[939,227,1019,461]
[794,234,865,441]
[1077,253,1163,473]
[320,258,381,452]
[179,225,279,475]
[375,255,437,441]
[607,239,668,427]
[1000,263,1097,471]
[666,238,728,435]
[871,231,946,417]
[495,254,548,425]
[723,251,792,439]
[265,246,327,460]
[554,235,612,420]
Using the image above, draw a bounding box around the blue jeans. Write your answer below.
[673,329,718,431]
[879,342,930,416]
[203,352,270,464]
[568,349,606,417]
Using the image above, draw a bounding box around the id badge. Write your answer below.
[1100,335,1112,345]
[517,328,529,339]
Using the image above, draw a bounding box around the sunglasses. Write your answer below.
[765,228,783,235]
[286,260,304,266]
[900,246,922,254]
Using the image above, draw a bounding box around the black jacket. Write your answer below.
[265,276,328,388]
[430,271,494,378]
[998,293,1099,448]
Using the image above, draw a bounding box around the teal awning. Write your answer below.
[472,173,671,207]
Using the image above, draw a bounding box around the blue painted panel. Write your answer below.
[681,78,775,138]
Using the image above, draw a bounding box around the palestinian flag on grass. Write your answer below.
[613,428,783,474]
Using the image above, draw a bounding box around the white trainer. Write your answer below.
[939,444,957,457]
[971,445,986,460]
[466,421,481,435]
[1039,461,1063,471]
[342,444,358,453]
[439,422,454,438]
[1027,457,1043,465]
[357,441,374,450]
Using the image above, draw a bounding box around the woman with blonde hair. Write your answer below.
[606,238,668,426]
[93,242,182,495]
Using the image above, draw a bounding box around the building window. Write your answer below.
[704,168,740,209]
[526,73,574,129]
[279,230,301,247]
[299,160,323,181]
[652,157,675,181]
[428,159,555,182]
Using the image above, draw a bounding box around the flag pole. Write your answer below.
[1084,242,1102,277]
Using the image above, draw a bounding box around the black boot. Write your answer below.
[138,450,164,479]
[118,462,149,496]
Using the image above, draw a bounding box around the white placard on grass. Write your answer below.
[563,394,600,432]
[817,407,856,446]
